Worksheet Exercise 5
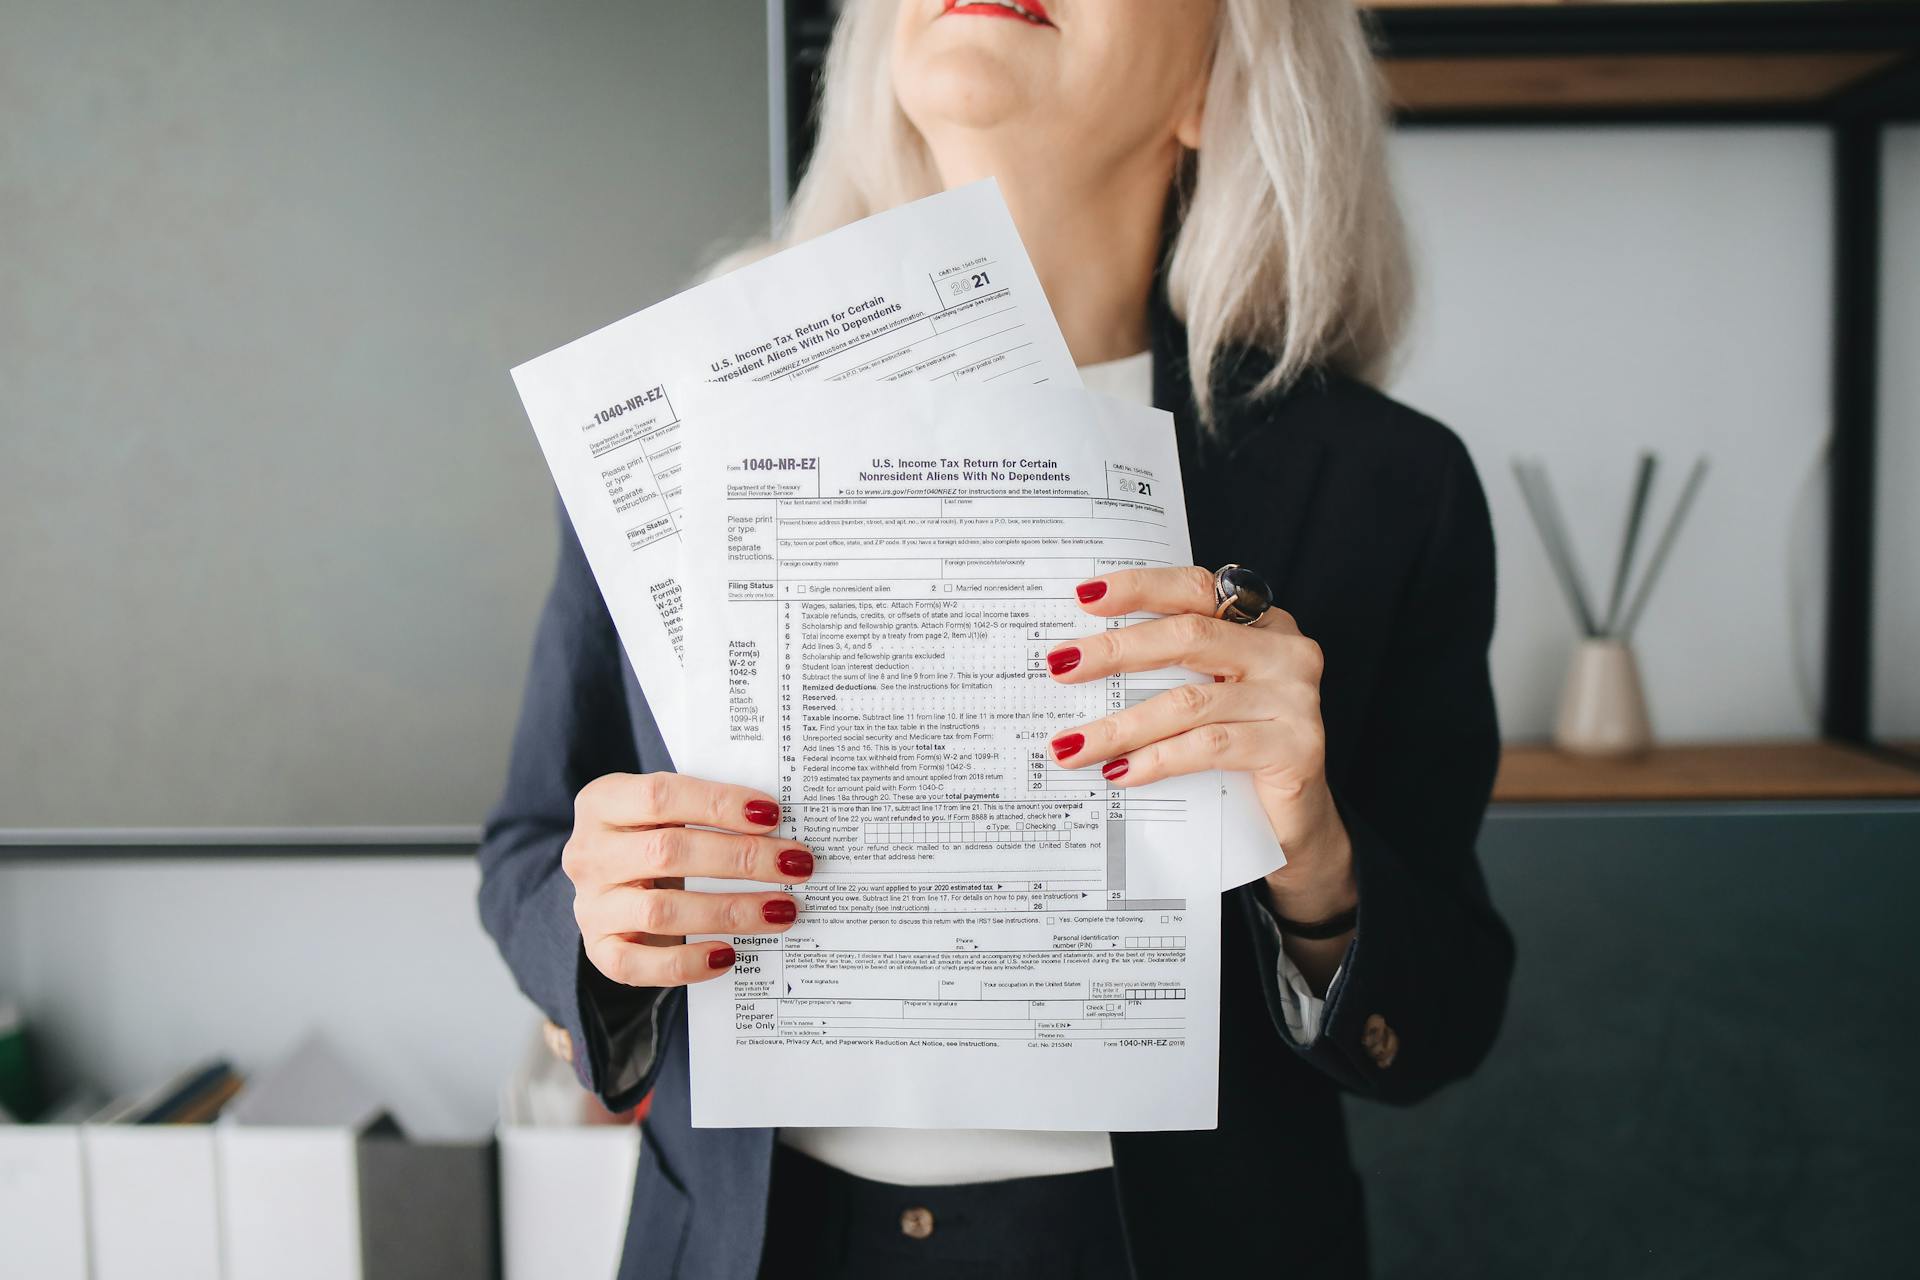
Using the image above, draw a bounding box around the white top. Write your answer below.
[777,349,1328,1185]
[1076,348,1155,402]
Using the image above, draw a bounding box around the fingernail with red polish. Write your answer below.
[1050,733,1084,762]
[1047,647,1081,676]
[777,848,814,879]
[708,945,737,970]
[1075,580,1108,604]
[762,900,797,925]
[1102,758,1130,782]
[744,799,780,826]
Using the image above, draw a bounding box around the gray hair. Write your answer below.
[743,0,1410,423]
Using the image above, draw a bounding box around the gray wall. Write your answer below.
[1392,125,1916,745]
[0,0,770,830]
[1391,127,1837,742]
[1,854,526,1139]
[1875,128,1920,743]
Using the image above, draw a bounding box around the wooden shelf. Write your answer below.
[1384,50,1902,110]
[1492,740,1920,803]
[1365,2,1920,118]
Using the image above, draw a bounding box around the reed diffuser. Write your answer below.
[1512,452,1709,757]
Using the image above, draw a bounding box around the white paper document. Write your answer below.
[510,181,1081,759]
[675,383,1225,1131]
[511,179,1284,889]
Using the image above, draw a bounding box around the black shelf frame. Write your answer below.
[779,0,1920,749]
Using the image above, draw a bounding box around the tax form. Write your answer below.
[675,383,1223,1130]
[510,181,1080,760]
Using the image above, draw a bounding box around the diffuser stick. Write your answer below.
[1602,452,1658,636]
[1530,464,1603,636]
[1513,459,1599,637]
[1620,457,1709,641]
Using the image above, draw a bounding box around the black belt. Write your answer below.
[758,1144,1135,1280]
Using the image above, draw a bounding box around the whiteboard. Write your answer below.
[0,0,770,832]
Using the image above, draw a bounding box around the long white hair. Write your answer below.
[744,0,1409,423]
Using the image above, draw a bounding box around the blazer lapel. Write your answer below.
[1150,295,1326,601]
[1206,421,1326,604]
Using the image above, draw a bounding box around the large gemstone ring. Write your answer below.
[1212,564,1274,626]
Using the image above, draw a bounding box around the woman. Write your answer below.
[480,1,1513,1276]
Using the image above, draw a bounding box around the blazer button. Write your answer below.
[1362,1014,1399,1069]
[899,1206,935,1240]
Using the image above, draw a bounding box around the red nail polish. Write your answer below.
[1075,580,1108,604]
[744,799,780,826]
[777,848,814,878]
[1050,733,1084,761]
[708,945,736,970]
[762,900,797,924]
[1047,647,1081,676]
[1102,758,1130,781]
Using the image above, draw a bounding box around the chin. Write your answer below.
[894,9,1052,134]
[896,45,1037,132]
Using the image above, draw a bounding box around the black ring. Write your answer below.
[1212,564,1273,626]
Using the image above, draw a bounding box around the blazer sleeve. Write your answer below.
[1240,431,1514,1105]
[476,508,678,1113]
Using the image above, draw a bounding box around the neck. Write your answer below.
[927,137,1175,367]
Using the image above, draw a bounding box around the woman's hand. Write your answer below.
[562,773,814,987]
[1046,567,1357,983]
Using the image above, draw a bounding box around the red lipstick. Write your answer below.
[942,0,1054,27]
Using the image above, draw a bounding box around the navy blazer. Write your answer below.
[478,295,1515,1279]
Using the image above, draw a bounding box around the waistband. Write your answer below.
[761,1143,1134,1278]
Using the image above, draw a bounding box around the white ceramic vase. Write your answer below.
[1553,638,1653,757]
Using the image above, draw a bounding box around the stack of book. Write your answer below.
[0,1016,542,1280]
[1,1011,644,1280]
